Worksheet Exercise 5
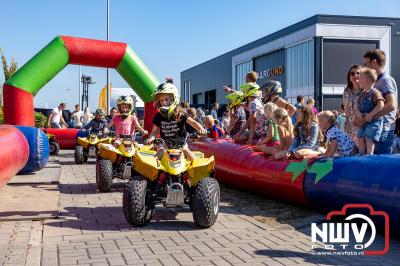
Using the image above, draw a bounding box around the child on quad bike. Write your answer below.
[82,108,108,134]
[107,95,148,147]
[145,83,207,160]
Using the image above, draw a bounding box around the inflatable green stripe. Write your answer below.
[116,47,159,103]
[5,36,69,95]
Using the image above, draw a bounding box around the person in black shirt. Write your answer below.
[145,83,206,160]
[83,108,108,134]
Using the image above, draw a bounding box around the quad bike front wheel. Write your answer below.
[96,159,113,192]
[192,177,220,228]
[123,176,154,227]
[49,142,60,155]
[74,146,84,164]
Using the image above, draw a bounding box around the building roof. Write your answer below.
[181,14,399,74]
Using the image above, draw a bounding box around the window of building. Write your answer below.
[235,60,252,89]
[286,39,314,104]
[205,90,216,107]
[192,93,203,105]
[183,80,191,103]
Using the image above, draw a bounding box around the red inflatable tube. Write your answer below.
[42,128,80,149]
[61,36,127,68]
[189,139,309,206]
[3,84,34,126]
[144,101,158,133]
[0,125,29,188]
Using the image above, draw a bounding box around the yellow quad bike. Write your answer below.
[96,134,150,192]
[75,131,112,164]
[123,134,220,228]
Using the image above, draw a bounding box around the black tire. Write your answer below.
[192,177,220,228]
[49,142,60,155]
[74,146,84,164]
[123,176,154,227]
[96,159,113,192]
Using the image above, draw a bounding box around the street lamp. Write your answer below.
[81,75,95,109]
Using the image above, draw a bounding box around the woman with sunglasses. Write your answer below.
[342,64,362,148]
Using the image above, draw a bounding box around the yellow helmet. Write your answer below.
[241,82,260,98]
[116,95,134,116]
[152,83,180,118]
[226,91,245,109]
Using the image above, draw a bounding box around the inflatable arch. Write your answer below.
[3,36,160,130]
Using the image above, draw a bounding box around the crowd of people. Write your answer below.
[179,48,398,158]
[46,48,398,159]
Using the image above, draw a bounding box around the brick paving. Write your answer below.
[1,150,400,265]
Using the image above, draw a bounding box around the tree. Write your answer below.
[1,48,18,81]
[0,48,19,124]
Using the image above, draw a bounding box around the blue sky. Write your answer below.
[0,0,399,111]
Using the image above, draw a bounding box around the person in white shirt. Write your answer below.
[80,107,93,127]
[47,103,68,128]
[72,104,83,128]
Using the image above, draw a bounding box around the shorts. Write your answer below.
[50,122,61,128]
[358,119,383,142]
[375,129,394,154]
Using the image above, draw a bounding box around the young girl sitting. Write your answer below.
[107,96,148,147]
[275,106,323,159]
[356,68,385,155]
[145,83,206,160]
[256,102,279,148]
[257,108,294,157]
[318,111,355,157]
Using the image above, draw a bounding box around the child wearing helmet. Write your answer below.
[224,91,246,138]
[82,108,108,134]
[107,95,148,146]
[261,80,296,117]
[145,83,206,160]
[223,71,259,93]
[234,83,267,145]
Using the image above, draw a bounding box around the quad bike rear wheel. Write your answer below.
[192,177,220,228]
[123,176,154,227]
[96,159,113,192]
[49,142,60,155]
[74,146,84,164]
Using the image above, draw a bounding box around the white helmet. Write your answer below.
[152,83,180,118]
[116,95,134,116]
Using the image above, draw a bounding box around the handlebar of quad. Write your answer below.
[81,129,144,140]
[151,133,203,149]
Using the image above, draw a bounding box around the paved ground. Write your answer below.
[0,150,399,266]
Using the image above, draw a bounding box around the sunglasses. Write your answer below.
[350,71,360,76]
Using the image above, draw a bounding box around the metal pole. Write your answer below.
[78,65,81,107]
[106,0,110,114]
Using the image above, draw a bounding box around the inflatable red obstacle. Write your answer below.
[0,125,29,188]
[189,138,309,205]
[42,128,80,150]
[3,36,159,132]
[191,138,400,236]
